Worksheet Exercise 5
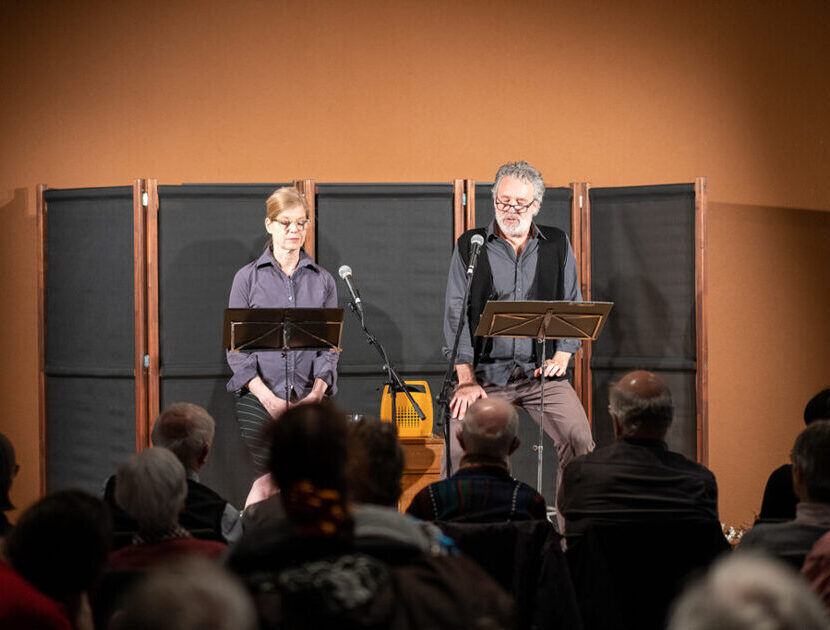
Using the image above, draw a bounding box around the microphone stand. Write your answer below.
[436,251,480,478]
[346,303,425,428]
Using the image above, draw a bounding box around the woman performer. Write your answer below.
[226,187,338,474]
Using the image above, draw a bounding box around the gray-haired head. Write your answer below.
[151,402,215,471]
[790,419,830,503]
[115,447,187,535]
[459,398,520,460]
[491,161,546,207]
[668,553,828,630]
[609,370,674,439]
[113,557,257,630]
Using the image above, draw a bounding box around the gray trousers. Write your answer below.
[443,376,594,502]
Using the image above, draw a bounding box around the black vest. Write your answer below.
[457,225,569,373]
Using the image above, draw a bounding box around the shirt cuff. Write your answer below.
[556,338,582,355]
[226,353,259,392]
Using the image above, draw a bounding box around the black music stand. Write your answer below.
[223,308,344,404]
[474,300,613,493]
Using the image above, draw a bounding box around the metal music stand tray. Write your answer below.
[223,307,344,404]
[474,300,613,493]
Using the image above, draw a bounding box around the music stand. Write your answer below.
[224,308,343,404]
[474,300,613,492]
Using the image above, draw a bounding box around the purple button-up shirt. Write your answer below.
[226,248,339,398]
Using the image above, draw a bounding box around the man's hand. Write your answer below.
[534,351,572,378]
[450,382,488,419]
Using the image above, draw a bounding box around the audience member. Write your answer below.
[668,553,829,630]
[407,398,547,522]
[0,431,18,537]
[759,387,830,522]
[105,402,241,546]
[1,490,111,630]
[740,419,830,569]
[228,403,513,630]
[803,529,830,613]
[347,417,449,554]
[107,447,226,571]
[559,370,719,537]
[111,557,257,630]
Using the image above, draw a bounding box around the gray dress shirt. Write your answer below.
[226,248,339,398]
[443,220,582,387]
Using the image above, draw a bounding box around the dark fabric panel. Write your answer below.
[44,187,134,372]
[475,184,571,236]
[590,184,696,360]
[46,376,135,493]
[161,377,255,509]
[315,184,454,374]
[591,368,697,461]
[589,183,697,458]
[157,184,287,376]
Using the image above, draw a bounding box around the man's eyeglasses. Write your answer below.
[495,199,537,214]
[274,218,310,231]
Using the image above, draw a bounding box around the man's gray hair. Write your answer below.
[113,557,257,630]
[151,402,215,471]
[459,401,519,459]
[609,379,673,437]
[115,447,187,534]
[491,161,546,206]
[790,419,830,503]
[668,553,828,630]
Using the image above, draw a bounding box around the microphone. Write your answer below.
[466,234,485,277]
[338,265,364,316]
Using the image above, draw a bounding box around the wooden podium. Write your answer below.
[398,435,444,512]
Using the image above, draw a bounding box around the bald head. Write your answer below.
[609,370,673,439]
[458,398,520,460]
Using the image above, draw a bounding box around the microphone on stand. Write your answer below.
[338,265,364,317]
[466,234,485,277]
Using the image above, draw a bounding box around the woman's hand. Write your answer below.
[247,376,288,419]
[293,378,328,407]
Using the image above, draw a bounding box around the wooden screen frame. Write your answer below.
[294,179,317,260]
[132,179,150,450]
[453,179,475,240]
[570,182,592,423]
[145,179,160,432]
[695,177,709,466]
[36,184,48,495]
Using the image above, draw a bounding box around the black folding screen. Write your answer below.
[44,187,137,493]
[315,184,454,419]
[40,179,703,506]
[156,184,287,505]
[589,184,698,459]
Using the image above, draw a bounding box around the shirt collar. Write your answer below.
[485,219,544,241]
[255,247,320,273]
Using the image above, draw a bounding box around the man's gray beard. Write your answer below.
[496,215,529,237]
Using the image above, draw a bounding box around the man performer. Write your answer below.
[443,160,594,501]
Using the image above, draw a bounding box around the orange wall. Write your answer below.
[2,0,829,527]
